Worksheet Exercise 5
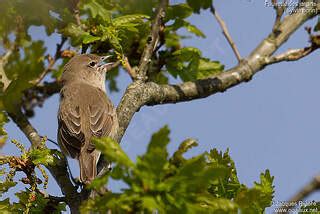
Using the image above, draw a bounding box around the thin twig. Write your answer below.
[264,45,319,65]
[122,57,137,80]
[210,4,242,62]
[32,37,66,85]
[137,0,167,80]
[271,0,287,34]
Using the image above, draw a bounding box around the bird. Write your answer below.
[57,54,118,184]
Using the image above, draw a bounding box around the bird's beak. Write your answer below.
[98,55,115,72]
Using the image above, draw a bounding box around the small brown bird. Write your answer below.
[57,54,118,184]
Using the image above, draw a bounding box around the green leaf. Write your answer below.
[235,170,274,213]
[166,4,193,21]
[89,173,109,190]
[0,112,9,147]
[135,126,170,185]
[0,198,11,213]
[207,149,241,199]
[167,47,223,81]
[187,0,212,13]
[170,138,198,167]
[28,147,55,166]
[81,127,274,213]
[82,0,111,22]
[141,196,165,213]
[186,23,206,38]
[0,180,17,197]
[82,35,101,44]
[2,41,46,111]
[173,47,201,59]
[196,58,224,79]
[167,19,205,38]
[94,137,134,168]
[113,14,149,26]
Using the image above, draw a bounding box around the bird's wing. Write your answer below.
[58,83,116,158]
[85,85,115,151]
[58,85,85,158]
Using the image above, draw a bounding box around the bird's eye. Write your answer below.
[88,61,97,67]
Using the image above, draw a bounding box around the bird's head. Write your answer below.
[61,54,115,89]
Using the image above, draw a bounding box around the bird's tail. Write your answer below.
[79,150,100,184]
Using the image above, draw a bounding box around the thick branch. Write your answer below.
[210,5,242,62]
[8,110,43,149]
[137,0,167,80]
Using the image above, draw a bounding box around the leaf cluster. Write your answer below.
[0,139,65,213]
[82,126,274,213]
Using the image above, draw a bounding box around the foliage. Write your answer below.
[0,112,9,148]
[0,0,318,213]
[81,126,274,213]
[0,139,65,213]
[0,0,224,100]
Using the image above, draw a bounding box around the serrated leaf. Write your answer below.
[135,126,170,183]
[235,170,274,213]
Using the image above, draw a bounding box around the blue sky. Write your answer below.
[2,0,320,211]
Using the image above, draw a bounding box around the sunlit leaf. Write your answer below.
[94,137,134,168]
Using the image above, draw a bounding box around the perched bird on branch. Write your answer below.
[57,54,118,184]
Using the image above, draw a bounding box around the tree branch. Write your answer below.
[271,0,287,34]
[265,45,319,65]
[137,0,167,80]
[8,108,80,213]
[116,1,319,141]
[122,57,137,80]
[0,50,13,91]
[277,175,320,213]
[210,4,242,62]
[8,109,43,149]
[31,37,66,85]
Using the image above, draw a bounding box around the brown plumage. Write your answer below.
[57,54,118,184]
